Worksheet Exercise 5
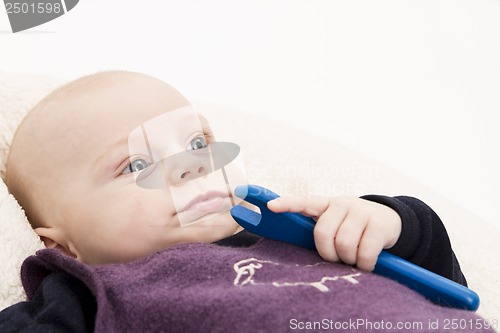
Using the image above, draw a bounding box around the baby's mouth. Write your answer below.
[180,191,228,212]
[177,191,233,225]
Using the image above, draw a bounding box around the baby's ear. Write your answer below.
[34,227,77,258]
[37,234,59,249]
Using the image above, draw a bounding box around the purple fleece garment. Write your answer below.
[22,238,493,333]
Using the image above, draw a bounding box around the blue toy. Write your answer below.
[230,184,480,311]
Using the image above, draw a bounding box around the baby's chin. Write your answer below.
[179,210,241,241]
[79,212,241,265]
[183,209,239,229]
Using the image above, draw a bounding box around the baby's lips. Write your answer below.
[176,192,233,227]
[179,191,229,213]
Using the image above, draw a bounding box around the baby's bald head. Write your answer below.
[5,71,189,228]
[4,70,243,264]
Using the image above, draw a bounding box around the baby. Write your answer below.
[2,71,492,333]
[5,70,402,270]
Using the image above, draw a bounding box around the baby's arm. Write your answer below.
[0,272,95,332]
[361,195,467,286]
[268,195,467,286]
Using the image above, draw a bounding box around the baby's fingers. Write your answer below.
[356,225,386,272]
[313,204,347,262]
[267,196,329,217]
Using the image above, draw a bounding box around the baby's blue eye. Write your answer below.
[123,158,150,174]
[189,136,207,150]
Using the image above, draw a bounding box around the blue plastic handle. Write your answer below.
[230,184,479,311]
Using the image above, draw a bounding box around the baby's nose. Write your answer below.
[167,150,211,185]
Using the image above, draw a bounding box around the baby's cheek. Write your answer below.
[128,191,176,224]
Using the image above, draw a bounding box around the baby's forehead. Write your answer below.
[135,106,203,132]
[128,106,207,158]
[46,77,191,138]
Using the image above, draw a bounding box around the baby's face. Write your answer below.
[28,73,242,264]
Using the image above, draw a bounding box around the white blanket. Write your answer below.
[1,72,498,320]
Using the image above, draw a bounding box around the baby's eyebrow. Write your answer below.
[93,137,130,174]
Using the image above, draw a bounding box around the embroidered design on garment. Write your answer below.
[233,258,362,292]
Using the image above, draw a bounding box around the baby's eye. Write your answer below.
[122,158,151,174]
[188,136,207,150]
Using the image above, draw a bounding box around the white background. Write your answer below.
[1,0,499,230]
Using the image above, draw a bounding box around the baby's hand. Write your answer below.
[267,196,402,271]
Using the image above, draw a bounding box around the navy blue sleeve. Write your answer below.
[0,272,96,333]
[361,195,467,287]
